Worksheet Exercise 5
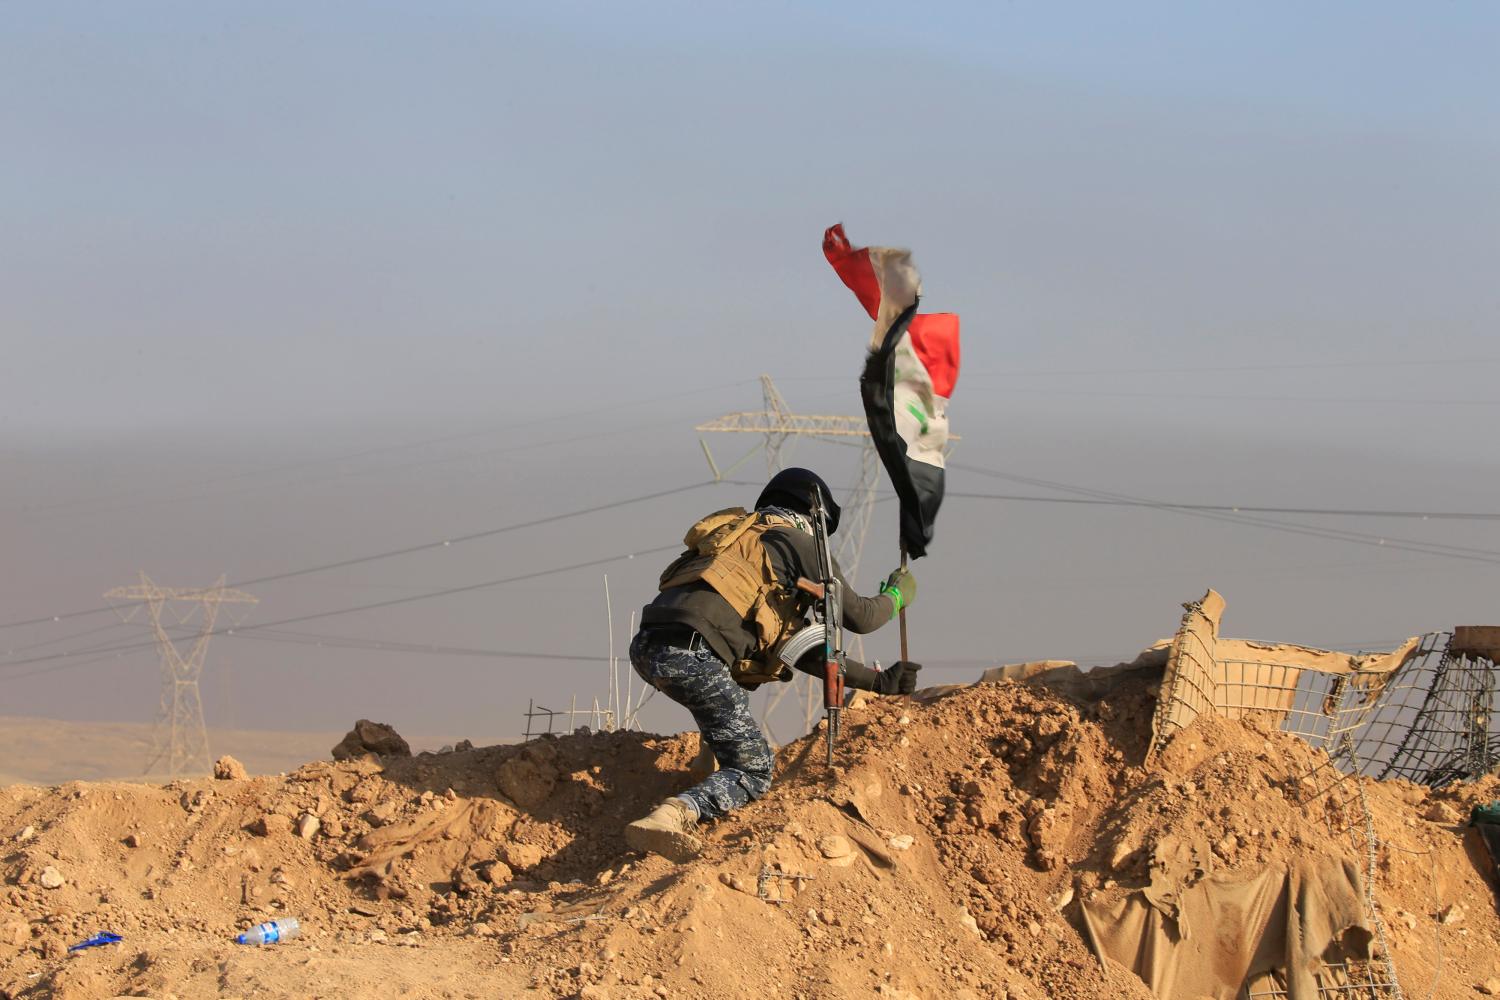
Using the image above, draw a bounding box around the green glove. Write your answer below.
[880,568,916,618]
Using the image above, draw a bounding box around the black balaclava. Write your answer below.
[755,467,841,534]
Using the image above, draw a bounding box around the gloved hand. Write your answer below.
[875,660,922,695]
[880,568,916,617]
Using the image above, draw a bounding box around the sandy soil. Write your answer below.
[1,673,1497,1000]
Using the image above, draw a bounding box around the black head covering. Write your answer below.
[755,467,841,534]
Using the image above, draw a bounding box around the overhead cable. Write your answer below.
[0,480,716,633]
[947,461,1500,566]
[0,543,681,673]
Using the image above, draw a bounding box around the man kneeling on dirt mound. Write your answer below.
[624,467,919,862]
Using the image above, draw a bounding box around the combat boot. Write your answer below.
[625,798,703,862]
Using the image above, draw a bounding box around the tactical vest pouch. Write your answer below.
[730,657,791,687]
[658,507,805,682]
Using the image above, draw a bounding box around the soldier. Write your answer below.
[624,467,918,861]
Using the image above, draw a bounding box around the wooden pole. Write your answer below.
[898,540,910,662]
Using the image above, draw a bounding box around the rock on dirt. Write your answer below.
[331,719,412,760]
[252,814,293,838]
[213,755,249,780]
[38,866,64,889]
[1424,800,1462,824]
[494,744,558,808]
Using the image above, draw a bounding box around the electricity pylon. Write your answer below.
[105,573,258,778]
[696,375,880,743]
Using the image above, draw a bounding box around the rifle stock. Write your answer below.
[807,486,844,766]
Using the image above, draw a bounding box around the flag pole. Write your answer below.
[898,540,910,662]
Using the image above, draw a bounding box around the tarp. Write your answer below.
[1080,852,1370,1000]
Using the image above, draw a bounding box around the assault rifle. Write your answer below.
[794,485,845,766]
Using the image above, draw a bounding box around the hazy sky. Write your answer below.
[3,3,1497,748]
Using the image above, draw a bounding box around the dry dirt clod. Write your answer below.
[818,835,852,859]
[1424,801,1462,824]
[15,825,35,843]
[253,814,293,838]
[1439,903,1466,926]
[296,813,321,840]
[38,866,64,889]
[958,906,982,938]
[212,755,248,780]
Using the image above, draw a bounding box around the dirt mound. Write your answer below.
[3,674,1498,999]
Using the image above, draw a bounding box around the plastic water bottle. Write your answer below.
[236,918,300,945]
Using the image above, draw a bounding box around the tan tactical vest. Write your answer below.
[657,507,805,685]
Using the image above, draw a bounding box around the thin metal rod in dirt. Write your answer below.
[898,541,910,663]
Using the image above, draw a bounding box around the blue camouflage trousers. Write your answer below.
[629,628,775,822]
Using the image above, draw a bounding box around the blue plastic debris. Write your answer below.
[67,933,122,952]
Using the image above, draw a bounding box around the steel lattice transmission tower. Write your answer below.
[105,573,258,778]
[696,375,881,742]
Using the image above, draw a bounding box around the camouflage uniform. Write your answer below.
[629,628,774,821]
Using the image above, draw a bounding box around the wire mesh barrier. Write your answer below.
[1150,596,1497,796]
[1149,592,1223,748]
[1143,594,1492,998]
[1244,961,1399,999]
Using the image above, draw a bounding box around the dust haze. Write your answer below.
[3,3,1497,753]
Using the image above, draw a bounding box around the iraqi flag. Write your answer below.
[822,224,959,559]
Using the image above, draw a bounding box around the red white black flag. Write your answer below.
[822,224,960,559]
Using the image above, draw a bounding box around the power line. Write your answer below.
[717,479,1500,522]
[0,480,716,633]
[0,543,682,674]
[230,481,712,589]
[10,429,1497,665]
[942,491,1500,521]
[780,358,1500,383]
[961,359,1500,379]
[947,460,1500,566]
[15,466,1489,640]
[977,387,1500,407]
[230,627,610,663]
[1,619,139,656]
